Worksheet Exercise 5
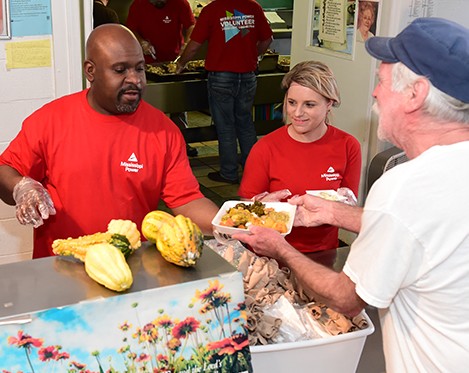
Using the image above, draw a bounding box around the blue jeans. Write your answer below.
[208,71,258,181]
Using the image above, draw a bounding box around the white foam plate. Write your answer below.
[306,190,347,202]
[211,200,296,236]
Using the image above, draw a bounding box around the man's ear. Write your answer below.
[406,78,430,113]
[83,60,95,82]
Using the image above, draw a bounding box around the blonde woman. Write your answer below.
[238,61,361,265]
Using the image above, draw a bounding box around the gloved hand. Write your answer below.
[141,40,156,60]
[251,189,292,202]
[13,176,56,228]
[337,187,358,206]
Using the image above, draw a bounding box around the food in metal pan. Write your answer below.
[145,64,166,75]
[277,56,290,72]
[165,62,177,74]
[185,60,205,71]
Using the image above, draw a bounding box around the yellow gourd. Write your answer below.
[141,210,176,243]
[84,243,133,292]
[52,219,141,261]
[107,219,141,250]
[141,210,204,267]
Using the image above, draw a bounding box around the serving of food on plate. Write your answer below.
[212,200,296,236]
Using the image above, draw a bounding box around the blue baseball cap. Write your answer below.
[365,17,469,103]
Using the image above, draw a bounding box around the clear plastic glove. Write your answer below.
[141,40,156,59]
[252,189,292,202]
[13,177,56,228]
[337,187,358,206]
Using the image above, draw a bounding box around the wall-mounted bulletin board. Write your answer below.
[307,0,383,60]
[308,0,358,60]
[1,0,11,39]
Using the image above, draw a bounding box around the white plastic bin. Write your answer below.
[250,311,374,373]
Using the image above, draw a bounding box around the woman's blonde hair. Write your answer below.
[281,60,341,123]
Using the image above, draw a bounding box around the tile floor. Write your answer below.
[186,111,242,206]
[189,151,242,205]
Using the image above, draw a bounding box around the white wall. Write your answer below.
[0,1,84,264]
[288,1,394,244]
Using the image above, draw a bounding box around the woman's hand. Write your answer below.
[251,189,292,202]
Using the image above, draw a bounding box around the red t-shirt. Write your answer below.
[238,125,362,253]
[190,0,273,72]
[126,0,195,62]
[0,90,203,258]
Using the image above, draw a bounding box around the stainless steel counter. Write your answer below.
[0,242,385,371]
[143,72,285,113]
[0,243,236,319]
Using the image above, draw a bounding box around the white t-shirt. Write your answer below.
[343,142,469,373]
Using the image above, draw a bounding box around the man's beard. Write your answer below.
[116,86,142,113]
[372,102,387,141]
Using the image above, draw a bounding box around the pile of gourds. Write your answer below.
[52,212,204,292]
[52,219,141,292]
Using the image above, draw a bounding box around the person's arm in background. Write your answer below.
[178,0,196,57]
[257,36,273,57]
[125,2,155,59]
[178,24,195,57]
[130,30,155,59]
[175,39,202,73]
[172,197,219,235]
[183,25,194,43]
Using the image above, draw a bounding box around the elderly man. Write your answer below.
[0,24,219,259]
[234,18,469,372]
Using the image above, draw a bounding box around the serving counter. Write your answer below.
[0,244,252,372]
[143,71,286,143]
[0,241,382,373]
